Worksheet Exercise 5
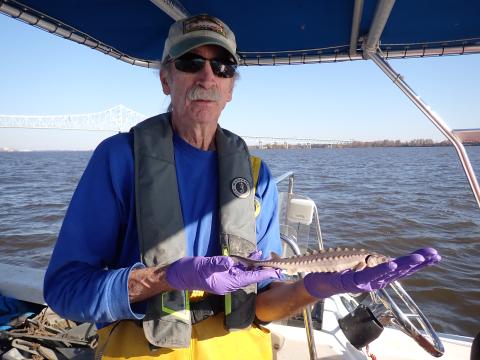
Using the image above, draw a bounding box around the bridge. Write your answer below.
[0,105,145,133]
[241,135,352,149]
[0,105,352,148]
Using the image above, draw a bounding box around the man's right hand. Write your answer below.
[166,255,281,295]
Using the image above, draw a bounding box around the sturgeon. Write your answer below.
[231,248,390,275]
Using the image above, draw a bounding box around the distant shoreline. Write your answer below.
[0,148,92,152]
[2,140,479,152]
[249,139,479,150]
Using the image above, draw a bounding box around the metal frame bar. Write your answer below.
[0,1,154,68]
[349,0,364,56]
[149,0,189,20]
[239,45,480,65]
[313,206,324,250]
[367,51,480,208]
[362,0,480,208]
[377,282,444,357]
[280,233,318,360]
[3,0,480,68]
[364,0,396,55]
[274,171,295,187]
[275,172,321,360]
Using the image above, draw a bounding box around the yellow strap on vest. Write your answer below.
[160,291,190,321]
[96,314,273,360]
[95,156,268,359]
[250,156,262,218]
[222,246,232,316]
[250,156,261,194]
[221,157,262,317]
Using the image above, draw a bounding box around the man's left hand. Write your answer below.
[303,247,441,299]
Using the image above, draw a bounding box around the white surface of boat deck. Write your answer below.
[267,295,473,360]
[269,323,473,360]
[0,264,473,359]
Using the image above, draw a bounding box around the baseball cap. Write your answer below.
[162,14,239,64]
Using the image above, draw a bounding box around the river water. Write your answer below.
[0,146,479,337]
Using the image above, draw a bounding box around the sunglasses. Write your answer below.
[168,53,237,78]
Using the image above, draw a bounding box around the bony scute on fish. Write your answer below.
[230,248,390,275]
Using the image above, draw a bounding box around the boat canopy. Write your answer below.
[2,0,480,206]
[1,0,480,67]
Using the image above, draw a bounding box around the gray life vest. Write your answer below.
[132,113,257,348]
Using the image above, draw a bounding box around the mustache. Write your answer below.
[187,86,220,101]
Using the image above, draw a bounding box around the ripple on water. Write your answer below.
[1,147,479,336]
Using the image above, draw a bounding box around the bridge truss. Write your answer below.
[0,105,146,132]
[0,106,351,147]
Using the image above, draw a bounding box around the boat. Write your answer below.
[0,1,478,359]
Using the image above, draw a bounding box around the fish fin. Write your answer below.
[353,262,367,271]
[270,252,281,260]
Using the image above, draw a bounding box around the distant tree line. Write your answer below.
[344,139,452,148]
[248,138,479,150]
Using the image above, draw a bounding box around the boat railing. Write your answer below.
[279,233,319,360]
[275,171,321,360]
[274,171,295,194]
[275,171,324,251]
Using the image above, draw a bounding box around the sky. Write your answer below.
[0,14,479,150]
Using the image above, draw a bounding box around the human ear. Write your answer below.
[226,81,234,102]
[160,70,171,95]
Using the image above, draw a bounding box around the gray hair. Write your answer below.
[158,60,174,112]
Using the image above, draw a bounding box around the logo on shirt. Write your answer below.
[231,177,251,199]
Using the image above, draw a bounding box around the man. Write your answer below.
[44,14,440,359]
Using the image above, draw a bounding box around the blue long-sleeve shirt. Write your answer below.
[43,131,281,325]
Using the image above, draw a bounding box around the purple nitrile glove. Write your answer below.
[303,247,441,299]
[166,254,282,295]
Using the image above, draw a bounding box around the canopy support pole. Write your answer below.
[364,0,396,55]
[149,0,189,20]
[367,51,480,208]
[349,0,364,56]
